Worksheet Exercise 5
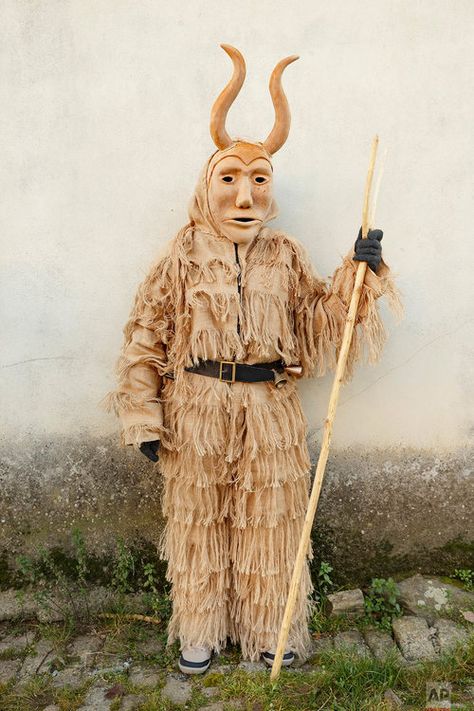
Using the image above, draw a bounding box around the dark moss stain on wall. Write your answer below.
[0,435,472,589]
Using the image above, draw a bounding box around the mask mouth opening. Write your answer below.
[231,217,258,223]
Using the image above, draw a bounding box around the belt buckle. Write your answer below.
[219,360,236,383]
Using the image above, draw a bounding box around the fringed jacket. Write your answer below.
[105,223,401,447]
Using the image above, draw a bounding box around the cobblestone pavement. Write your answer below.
[0,574,473,709]
[0,618,472,709]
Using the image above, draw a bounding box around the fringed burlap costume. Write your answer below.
[105,149,401,661]
[105,45,401,663]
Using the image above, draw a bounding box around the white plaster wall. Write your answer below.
[1,0,473,448]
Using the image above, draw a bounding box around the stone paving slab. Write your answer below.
[121,695,146,711]
[363,629,406,663]
[392,616,438,662]
[210,663,236,674]
[18,639,54,680]
[0,658,21,683]
[68,634,105,668]
[310,636,334,656]
[327,589,365,617]
[397,574,474,621]
[0,630,35,654]
[434,618,471,654]
[333,630,371,657]
[128,666,161,687]
[237,660,266,672]
[202,686,221,698]
[135,635,164,656]
[77,683,113,710]
[51,665,84,688]
[161,675,192,704]
[89,652,132,677]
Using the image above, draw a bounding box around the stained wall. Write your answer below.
[1,1,472,573]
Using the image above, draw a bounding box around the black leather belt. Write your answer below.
[181,358,285,383]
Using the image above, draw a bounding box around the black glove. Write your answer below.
[139,440,160,462]
[353,227,383,273]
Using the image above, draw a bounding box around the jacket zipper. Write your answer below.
[234,242,241,337]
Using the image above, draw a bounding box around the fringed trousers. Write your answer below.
[156,370,316,662]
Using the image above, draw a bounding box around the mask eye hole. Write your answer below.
[254,176,267,184]
[222,175,234,183]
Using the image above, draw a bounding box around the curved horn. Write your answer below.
[263,55,299,155]
[210,44,246,150]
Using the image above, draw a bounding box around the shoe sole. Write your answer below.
[178,655,212,675]
[262,651,295,667]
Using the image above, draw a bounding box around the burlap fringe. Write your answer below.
[230,561,317,661]
[158,509,316,660]
[120,424,170,448]
[160,450,310,527]
[291,240,403,380]
[159,373,309,462]
[155,366,316,661]
[101,390,163,416]
[188,326,245,365]
[240,290,298,360]
[186,256,238,287]
[105,225,403,417]
[104,225,402,661]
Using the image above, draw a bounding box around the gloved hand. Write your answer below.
[353,227,383,273]
[139,440,160,462]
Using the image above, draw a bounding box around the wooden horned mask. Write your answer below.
[195,45,298,244]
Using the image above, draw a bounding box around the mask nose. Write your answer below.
[235,177,253,209]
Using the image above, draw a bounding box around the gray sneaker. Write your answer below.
[261,648,295,667]
[178,644,212,674]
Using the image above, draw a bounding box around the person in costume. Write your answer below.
[105,45,401,674]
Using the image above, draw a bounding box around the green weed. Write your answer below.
[453,568,474,591]
[364,577,402,632]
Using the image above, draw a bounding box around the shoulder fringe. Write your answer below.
[121,239,177,352]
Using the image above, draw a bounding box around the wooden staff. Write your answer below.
[270,135,380,680]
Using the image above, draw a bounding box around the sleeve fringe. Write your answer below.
[120,422,173,449]
[100,390,164,417]
[293,242,403,381]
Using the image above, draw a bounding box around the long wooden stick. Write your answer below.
[270,135,380,680]
[369,146,387,230]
